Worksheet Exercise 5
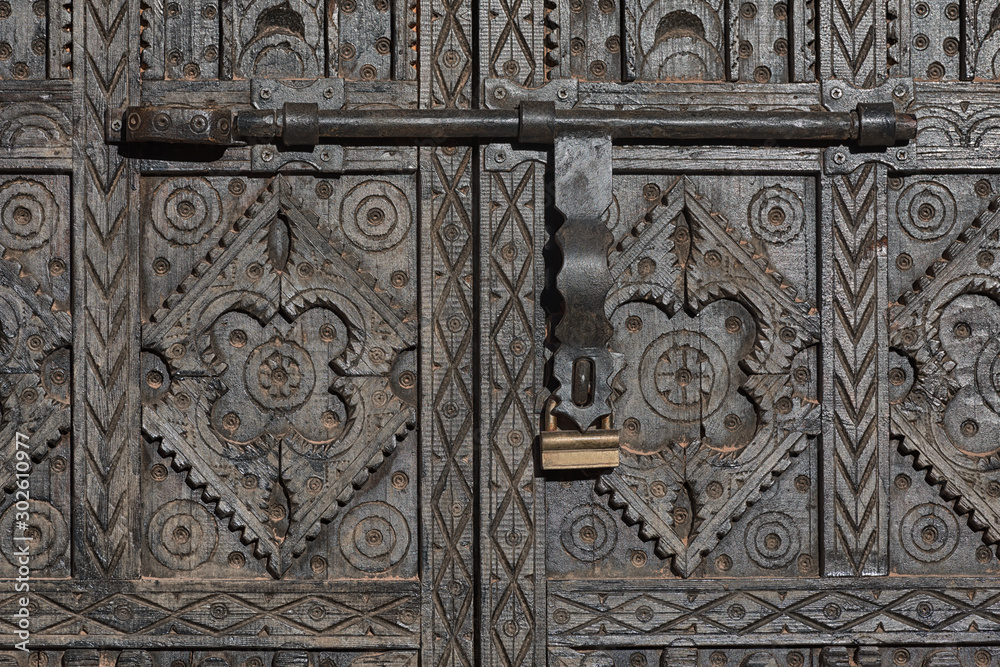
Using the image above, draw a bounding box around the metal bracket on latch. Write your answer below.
[539,127,623,471]
[106,78,348,173]
[482,78,580,110]
[821,77,918,173]
[247,78,346,172]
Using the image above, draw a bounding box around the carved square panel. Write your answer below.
[888,173,1000,574]
[547,173,820,579]
[139,174,418,579]
[619,0,815,83]
[0,173,71,579]
[0,1,49,80]
[140,0,417,82]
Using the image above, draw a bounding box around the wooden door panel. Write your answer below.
[138,173,419,582]
[2,0,1000,664]
[0,174,72,583]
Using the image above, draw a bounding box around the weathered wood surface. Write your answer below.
[1,0,1000,664]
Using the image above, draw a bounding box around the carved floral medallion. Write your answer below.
[141,177,417,576]
[890,192,1000,547]
[597,176,820,576]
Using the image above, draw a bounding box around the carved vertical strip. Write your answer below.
[0,1,48,80]
[822,163,890,576]
[49,0,73,79]
[420,146,477,667]
[730,0,792,82]
[420,0,473,107]
[481,158,546,667]
[139,1,165,80]
[790,0,817,81]
[394,0,419,80]
[907,0,960,80]
[886,0,905,78]
[564,0,622,82]
[821,0,887,86]
[72,0,141,578]
[220,0,234,79]
[480,0,547,88]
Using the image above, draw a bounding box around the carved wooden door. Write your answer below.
[2,0,1000,666]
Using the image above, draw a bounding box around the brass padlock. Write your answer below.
[539,402,620,471]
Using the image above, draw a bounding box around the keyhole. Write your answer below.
[572,357,594,407]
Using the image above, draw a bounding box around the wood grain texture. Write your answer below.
[816,0,892,576]
[823,164,890,576]
[419,146,477,667]
[821,0,888,85]
[3,0,1000,659]
[548,577,1000,645]
[72,0,142,579]
[480,154,547,667]
[421,0,474,107]
[480,0,547,89]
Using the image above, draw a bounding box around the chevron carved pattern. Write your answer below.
[824,0,887,86]
[74,0,141,578]
[824,164,888,576]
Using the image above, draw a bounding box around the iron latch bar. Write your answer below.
[112,102,916,147]
[539,132,623,471]
[550,133,617,432]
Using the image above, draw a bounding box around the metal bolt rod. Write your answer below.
[120,102,917,147]
[235,105,916,146]
[237,108,521,141]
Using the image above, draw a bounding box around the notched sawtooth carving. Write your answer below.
[597,176,820,577]
[0,175,72,496]
[0,257,71,493]
[141,176,417,577]
[890,190,1000,549]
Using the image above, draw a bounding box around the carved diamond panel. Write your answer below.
[548,174,819,579]
[889,177,1000,564]
[139,175,417,579]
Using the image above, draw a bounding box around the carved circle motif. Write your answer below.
[0,501,68,570]
[0,178,56,250]
[896,181,957,241]
[245,339,316,411]
[148,499,219,570]
[340,180,412,251]
[151,177,222,245]
[939,295,1000,457]
[560,504,618,562]
[615,300,757,458]
[748,185,804,244]
[900,503,958,563]
[744,511,800,569]
[339,501,410,572]
[641,330,727,422]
